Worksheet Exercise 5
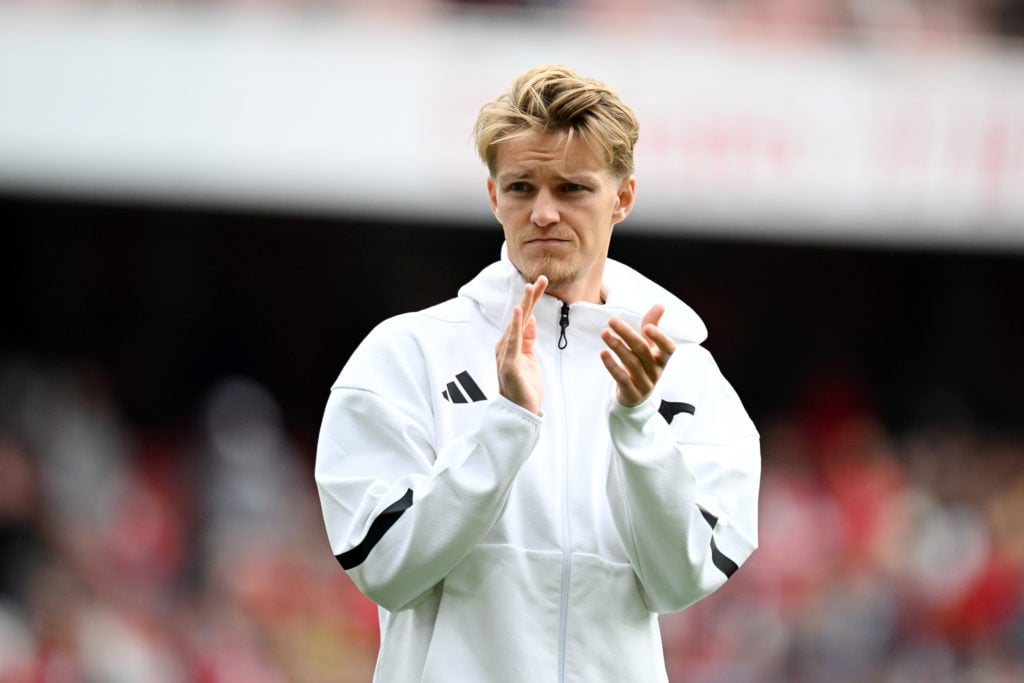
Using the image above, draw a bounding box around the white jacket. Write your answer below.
[315,248,760,682]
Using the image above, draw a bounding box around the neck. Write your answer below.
[546,282,605,305]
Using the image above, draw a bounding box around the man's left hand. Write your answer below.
[600,304,676,407]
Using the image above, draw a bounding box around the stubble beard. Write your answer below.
[518,253,580,296]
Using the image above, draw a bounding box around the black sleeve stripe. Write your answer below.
[697,505,739,578]
[710,538,739,578]
[336,488,414,570]
[658,400,696,424]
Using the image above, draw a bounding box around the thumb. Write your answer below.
[641,304,666,333]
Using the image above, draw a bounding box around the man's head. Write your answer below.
[475,65,639,304]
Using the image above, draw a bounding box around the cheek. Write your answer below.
[497,207,517,232]
[587,223,615,254]
[493,199,516,223]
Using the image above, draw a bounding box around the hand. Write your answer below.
[496,276,548,415]
[600,304,676,407]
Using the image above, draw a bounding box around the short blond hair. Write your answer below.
[474,64,639,178]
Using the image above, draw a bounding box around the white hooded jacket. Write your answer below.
[315,247,760,682]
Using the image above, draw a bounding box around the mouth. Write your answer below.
[525,237,571,246]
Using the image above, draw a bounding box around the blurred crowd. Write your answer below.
[5,0,1024,40]
[0,360,378,682]
[442,0,1024,41]
[1,356,1022,682]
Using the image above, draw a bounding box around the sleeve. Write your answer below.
[605,346,760,614]
[314,318,541,612]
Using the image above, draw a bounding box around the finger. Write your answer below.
[521,275,548,321]
[607,317,657,375]
[607,317,648,353]
[521,309,537,355]
[640,304,666,332]
[640,304,675,360]
[644,324,676,359]
[497,304,523,361]
[601,328,655,390]
[599,349,630,386]
[533,274,549,298]
[600,349,643,406]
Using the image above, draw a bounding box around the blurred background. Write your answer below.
[2,1,1023,681]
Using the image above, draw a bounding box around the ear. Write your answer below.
[611,176,636,224]
[487,177,499,216]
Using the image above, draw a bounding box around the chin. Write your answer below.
[521,258,579,293]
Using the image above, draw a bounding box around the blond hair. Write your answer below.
[474,64,639,178]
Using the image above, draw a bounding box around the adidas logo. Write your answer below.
[442,371,487,404]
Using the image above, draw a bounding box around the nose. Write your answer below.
[530,188,559,227]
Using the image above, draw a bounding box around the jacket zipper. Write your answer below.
[557,302,570,350]
[556,303,571,683]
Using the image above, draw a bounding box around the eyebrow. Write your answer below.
[497,171,601,185]
[496,172,532,184]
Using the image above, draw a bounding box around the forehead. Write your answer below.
[493,130,608,178]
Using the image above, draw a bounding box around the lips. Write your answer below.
[525,237,571,245]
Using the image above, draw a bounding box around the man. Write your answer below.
[315,64,760,682]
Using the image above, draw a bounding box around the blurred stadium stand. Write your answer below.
[2,2,1023,681]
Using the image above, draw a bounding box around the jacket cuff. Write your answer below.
[493,394,544,424]
[607,389,660,426]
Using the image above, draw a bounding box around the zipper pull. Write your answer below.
[557,302,570,350]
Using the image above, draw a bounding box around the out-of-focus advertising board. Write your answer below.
[1,6,1022,249]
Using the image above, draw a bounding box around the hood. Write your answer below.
[458,243,708,344]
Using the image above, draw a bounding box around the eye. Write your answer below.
[506,181,532,193]
[562,182,587,193]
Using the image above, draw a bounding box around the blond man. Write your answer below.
[316,64,760,682]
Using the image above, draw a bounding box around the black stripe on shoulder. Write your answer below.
[336,489,414,570]
[658,400,696,424]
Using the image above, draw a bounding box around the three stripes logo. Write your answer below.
[442,371,487,404]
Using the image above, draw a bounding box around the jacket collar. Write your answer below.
[458,243,708,344]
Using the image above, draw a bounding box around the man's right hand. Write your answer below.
[496,276,548,416]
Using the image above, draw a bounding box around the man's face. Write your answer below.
[488,131,635,304]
